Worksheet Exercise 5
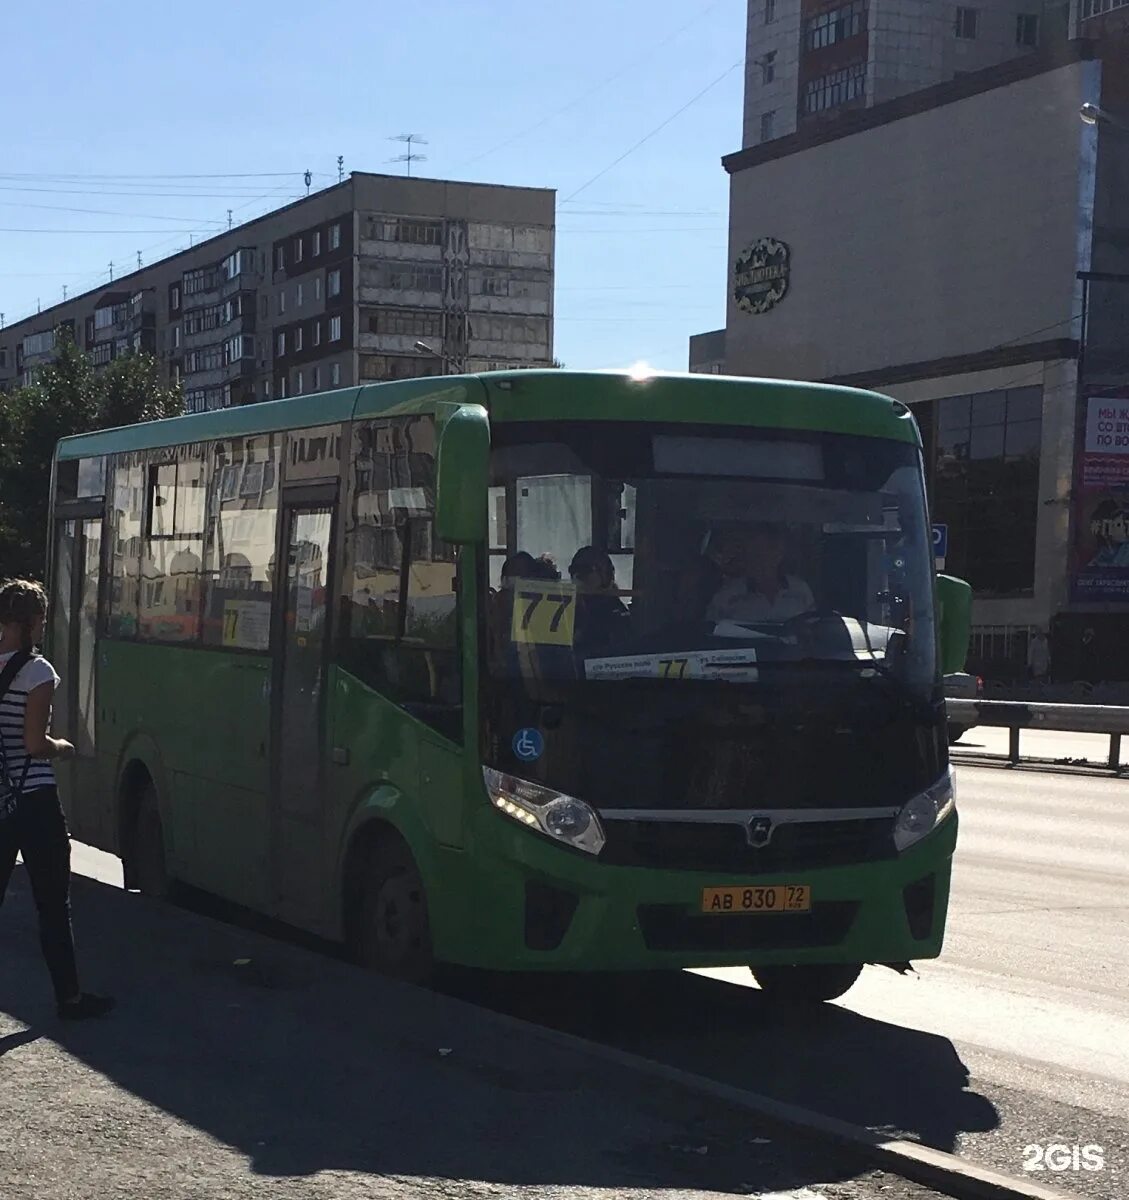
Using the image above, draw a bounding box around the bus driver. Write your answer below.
[704,523,815,624]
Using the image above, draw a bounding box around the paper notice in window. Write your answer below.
[584,648,757,682]
[222,600,271,650]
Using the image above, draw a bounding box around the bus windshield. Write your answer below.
[486,421,936,695]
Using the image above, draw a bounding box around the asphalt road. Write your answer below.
[62,748,1129,1199]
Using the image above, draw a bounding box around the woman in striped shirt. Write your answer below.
[0,578,113,1020]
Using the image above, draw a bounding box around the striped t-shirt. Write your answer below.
[0,651,59,793]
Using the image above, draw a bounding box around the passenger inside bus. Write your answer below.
[704,523,815,624]
[568,546,628,652]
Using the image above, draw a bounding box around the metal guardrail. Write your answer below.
[947,698,1129,769]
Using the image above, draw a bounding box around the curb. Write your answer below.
[509,1010,1080,1200]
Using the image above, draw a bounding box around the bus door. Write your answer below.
[272,496,336,924]
[48,510,103,844]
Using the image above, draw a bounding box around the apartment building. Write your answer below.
[0,173,555,410]
[742,0,1075,149]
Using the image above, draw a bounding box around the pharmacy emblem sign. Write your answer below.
[734,237,790,314]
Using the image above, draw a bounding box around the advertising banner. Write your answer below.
[1071,397,1129,601]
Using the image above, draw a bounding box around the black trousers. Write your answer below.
[0,786,80,1004]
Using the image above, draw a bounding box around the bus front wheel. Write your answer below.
[352,839,435,986]
[750,963,862,1003]
[133,784,172,901]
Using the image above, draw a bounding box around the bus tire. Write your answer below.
[750,962,862,1004]
[133,783,172,901]
[351,838,435,986]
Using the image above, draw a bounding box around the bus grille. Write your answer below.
[601,816,895,874]
[636,901,859,953]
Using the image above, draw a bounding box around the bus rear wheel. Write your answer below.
[133,784,172,901]
[750,963,862,1003]
[352,840,435,986]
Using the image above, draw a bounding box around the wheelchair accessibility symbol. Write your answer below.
[512,727,544,763]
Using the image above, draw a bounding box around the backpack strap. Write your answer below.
[0,650,35,801]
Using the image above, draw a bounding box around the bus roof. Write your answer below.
[55,369,917,461]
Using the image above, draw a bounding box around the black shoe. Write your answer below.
[57,993,115,1021]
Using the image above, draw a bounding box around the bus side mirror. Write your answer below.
[435,404,490,544]
[936,573,972,675]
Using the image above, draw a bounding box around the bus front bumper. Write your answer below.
[430,807,958,972]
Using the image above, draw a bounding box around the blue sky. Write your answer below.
[0,0,745,371]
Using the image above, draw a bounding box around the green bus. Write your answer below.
[48,369,970,1001]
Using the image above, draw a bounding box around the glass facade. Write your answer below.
[914,385,1043,597]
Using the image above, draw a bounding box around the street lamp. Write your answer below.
[1080,102,1129,134]
[413,339,452,374]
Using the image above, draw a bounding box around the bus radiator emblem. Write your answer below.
[746,816,774,848]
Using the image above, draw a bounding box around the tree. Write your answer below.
[0,328,182,580]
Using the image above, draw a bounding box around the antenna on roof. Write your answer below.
[304,169,312,195]
[389,133,428,177]
[337,155,344,183]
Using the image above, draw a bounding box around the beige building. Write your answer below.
[0,172,555,409]
[694,18,1129,681]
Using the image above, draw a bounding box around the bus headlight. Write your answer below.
[894,768,955,852]
[483,767,606,856]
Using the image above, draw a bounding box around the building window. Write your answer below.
[275,246,285,272]
[1016,12,1039,44]
[329,315,342,342]
[295,327,303,352]
[170,285,181,312]
[296,282,304,308]
[331,363,341,386]
[801,62,866,114]
[765,0,775,22]
[365,217,443,245]
[294,237,303,263]
[761,51,776,85]
[382,265,443,292]
[760,111,775,142]
[312,366,321,390]
[955,7,979,38]
[277,332,286,357]
[279,375,288,399]
[313,230,321,256]
[803,1,866,50]
[296,370,304,395]
[328,269,342,298]
[260,295,269,319]
[928,386,1043,595]
[315,276,322,302]
[367,307,444,338]
[329,223,341,251]
[279,290,286,315]
[1082,0,1129,14]
[263,379,271,399]
[183,267,219,296]
[172,325,181,350]
[314,321,322,347]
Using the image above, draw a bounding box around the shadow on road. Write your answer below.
[2,870,995,1195]
[445,968,998,1154]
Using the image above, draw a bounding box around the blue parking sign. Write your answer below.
[932,524,948,559]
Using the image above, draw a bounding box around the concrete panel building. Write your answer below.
[0,173,555,409]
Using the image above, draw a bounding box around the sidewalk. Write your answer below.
[0,866,944,1200]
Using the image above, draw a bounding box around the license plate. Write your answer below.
[700,884,811,915]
